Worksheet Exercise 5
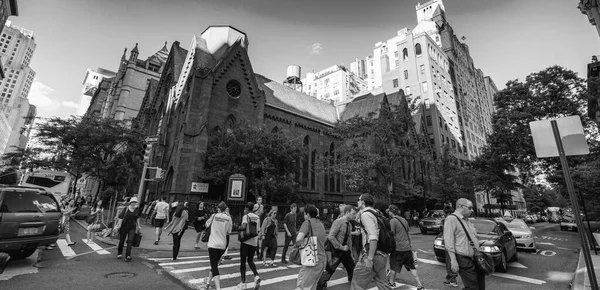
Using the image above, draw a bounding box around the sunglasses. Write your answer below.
[461,204,473,210]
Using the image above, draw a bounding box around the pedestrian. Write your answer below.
[350,194,392,290]
[260,209,278,266]
[317,205,357,290]
[404,210,411,227]
[117,197,141,262]
[86,200,104,244]
[253,196,265,260]
[61,199,79,246]
[145,199,157,224]
[193,202,208,249]
[442,201,458,287]
[235,202,262,290]
[281,203,298,265]
[204,201,232,290]
[349,210,362,263]
[164,201,188,261]
[220,207,233,263]
[295,204,326,290]
[412,210,419,227]
[386,205,424,289]
[444,198,484,290]
[153,196,170,245]
[337,203,346,219]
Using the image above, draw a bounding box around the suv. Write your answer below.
[0,186,62,260]
[419,210,446,234]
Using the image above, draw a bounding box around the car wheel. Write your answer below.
[496,251,508,273]
[8,248,36,260]
[420,228,427,234]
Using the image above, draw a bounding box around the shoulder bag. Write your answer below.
[201,214,215,243]
[451,214,494,275]
[290,219,319,266]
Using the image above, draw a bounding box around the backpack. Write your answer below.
[360,209,396,254]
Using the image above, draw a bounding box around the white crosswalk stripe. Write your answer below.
[81,239,110,254]
[56,239,76,257]
[54,239,113,258]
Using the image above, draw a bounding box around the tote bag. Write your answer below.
[300,220,319,267]
[201,214,215,243]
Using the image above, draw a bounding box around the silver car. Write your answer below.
[496,218,536,251]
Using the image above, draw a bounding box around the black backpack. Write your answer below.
[360,209,396,254]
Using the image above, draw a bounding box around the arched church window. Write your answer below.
[415,43,422,56]
[225,115,236,133]
[402,48,408,61]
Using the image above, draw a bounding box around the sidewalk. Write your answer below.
[572,250,600,290]
[73,217,423,253]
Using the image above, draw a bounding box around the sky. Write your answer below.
[11,0,600,119]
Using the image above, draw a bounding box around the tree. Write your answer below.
[204,123,304,204]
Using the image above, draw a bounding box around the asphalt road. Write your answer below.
[0,221,582,290]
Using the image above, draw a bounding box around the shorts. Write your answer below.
[153,218,166,228]
[390,250,416,272]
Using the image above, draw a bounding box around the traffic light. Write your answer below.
[143,143,152,163]
[155,168,166,180]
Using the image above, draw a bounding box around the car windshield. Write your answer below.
[501,219,529,230]
[426,211,444,218]
[0,190,61,213]
[471,219,498,235]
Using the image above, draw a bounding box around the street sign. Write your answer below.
[144,136,158,143]
[191,182,209,193]
[529,116,589,158]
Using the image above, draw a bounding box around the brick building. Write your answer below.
[136,26,428,206]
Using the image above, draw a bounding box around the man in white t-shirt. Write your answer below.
[152,197,170,245]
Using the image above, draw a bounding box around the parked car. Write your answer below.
[496,218,536,251]
[560,216,578,232]
[524,215,534,224]
[433,217,518,273]
[0,186,62,260]
[419,210,446,234]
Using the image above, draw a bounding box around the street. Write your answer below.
[0,221,582,290]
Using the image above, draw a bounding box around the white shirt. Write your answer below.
[154,201,169,220]
[242,213,261,246]
[206,213,232,250]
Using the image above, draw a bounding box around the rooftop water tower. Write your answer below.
[283,65,302,92]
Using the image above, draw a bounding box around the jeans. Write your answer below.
[350,252,392,290]
[456,254,485,290]
[118,227,136,257]
[317,250,355,290]
[172,229,185,259]
[281,233,297,262]
[445,251,458,283]
[240,243,259,283]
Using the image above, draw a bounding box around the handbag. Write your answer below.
[132,233,142,247]
[86,213,96,224]
[325,222,350,271]
[201,214,215,243]
[452,214,495,275]
[300,220,318,267]
[289,246,302,265]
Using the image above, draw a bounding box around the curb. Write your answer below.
[572,249,586,290]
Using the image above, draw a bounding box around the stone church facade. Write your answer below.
[135,26,428,206]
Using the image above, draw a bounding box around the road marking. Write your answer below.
[507,262,527,269]
[492,273,546,285]
[418,258,445,266]
[170,254,282,274]
[221,274,299,290]
[56,239,76,257]
[148,253,240,261]
[417,249,432,253]
[188,264,301,283]
[539,250,556,256]
[82,239,110,254]
[159,257,241,267]
[538,242,555,246]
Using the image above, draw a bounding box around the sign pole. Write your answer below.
[137,162,148,202]
[551,120,598,289]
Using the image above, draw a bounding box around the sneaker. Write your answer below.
[154,241,159,245]
[443,281,458,287]
[126,256,132,262]
[254,276,261,290]
[388,281,397,287]
[417,287,425,290]
[117,255,122,259]
[235,283,244,290]
[223,255,232,260]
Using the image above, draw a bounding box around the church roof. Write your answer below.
[255,74,338,125]
[171,42,188,81]
[153,42,169,63]
[339,92,386,121]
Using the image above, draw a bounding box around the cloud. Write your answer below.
[28,79,78,118]
[308,43,323,55]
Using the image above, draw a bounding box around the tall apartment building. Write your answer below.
[77,68,115,116]
[0,0,18,79]
[0,20,36,154]
[87,43,168,121]
[301,65,366,103]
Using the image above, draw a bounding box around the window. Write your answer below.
[405,86,411,95]
[420,64,425,75]
[422,81,428,93]
[334,89,340,95]
[415,43,422,56]
[403,48,408,61]
[392,78,399,88]
[404,70,408,79]
[426,116,432,126]
[0,190,60,213]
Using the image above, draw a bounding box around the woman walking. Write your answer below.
[61,199,79,246]
[117,197,141,262]
[86,200,104,244]
[296,205,326,290]
[235,202,262,290]
[194,202,208,249]
[260,210,278,266]
[164,201,189,260]
[204,201,232,290]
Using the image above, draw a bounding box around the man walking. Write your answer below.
[442,201,459,287]
[444,198,485,290]
[387,205,424,289]
[351,194,392,290]
[153,196,169,245]
[281,203,297,264]
[253,197,264,259]
[318,205,356,290]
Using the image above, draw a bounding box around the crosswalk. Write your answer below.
[55,238,113,258]
[147,252,419,290]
